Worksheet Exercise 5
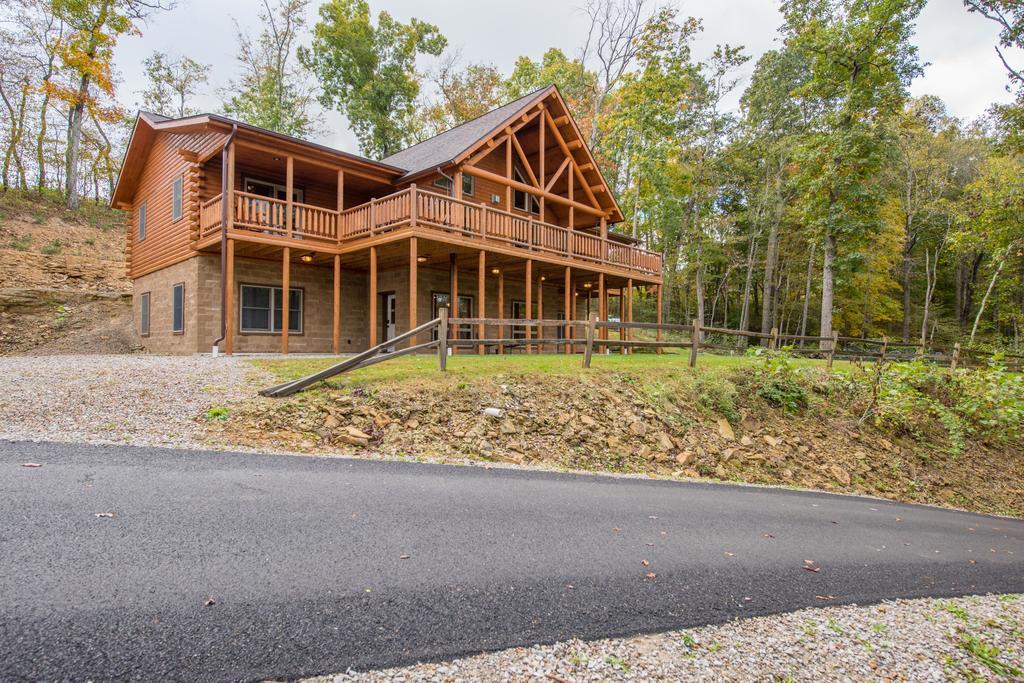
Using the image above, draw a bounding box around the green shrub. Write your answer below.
[7,235,31,251]
[40,239,62,255]
[745,347,809,413]
[694,374,740,423]
[205,406,231,421]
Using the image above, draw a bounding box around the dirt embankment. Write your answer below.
[0,192,136,355]
[207,361,1024,518]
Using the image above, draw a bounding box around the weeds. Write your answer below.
[7,234,31,251]
[41,239,62,255]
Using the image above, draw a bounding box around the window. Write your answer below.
[172,283,185,334]
[138,203,147,241]
[431,174,474,197]
[172,175,183,222]
[512,168,539,214]
[139,292,150,337]
[240,285,302,333]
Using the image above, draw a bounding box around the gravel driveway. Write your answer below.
[317,594,1023,682]
[0,355,261,448]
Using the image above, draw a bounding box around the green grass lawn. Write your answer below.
[254,350,845,387]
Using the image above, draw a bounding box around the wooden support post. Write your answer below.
[536,271,543,352]
[450,254,459,354]
[525,258,533,353]
[409,183,418,228]
[438,306,449,371]
[497,270,504,355]
[656,284,663,355]
[226,144,235,231]
[689,318,700,368]
[505,137,512,209]
[369,246,377,349]
[619,290,626,355]
[598,272,606,354]
[332,254,341,354]
[626,278,633,355]
[285,156,294,239]
[827,330,839,369]
[225,238,235,355]
[564,267,571,355]
[950,342,961,372]
[336,170,345,212]
[410,237,418,347]
[879,335,889,364]
[281,247,290,354]
[583,313,597,368]
[478,250,485,355]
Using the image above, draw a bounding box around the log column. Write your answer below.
[332,255,341,354]
[656,284,663,355]
[598,272,606,354]
[409,237,418,347]
[450,254,458,354]
[478,250,486,355]
[626,278,633,355]
[369,246,378,348]
[525,258,533,353]
[536,272,544,352]
[281,247,290,354]
[497,270,505,355]
[619,289,626,355]
[563,267,571,355]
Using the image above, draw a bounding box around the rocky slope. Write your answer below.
[0,191,135,355]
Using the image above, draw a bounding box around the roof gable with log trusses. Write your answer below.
[386,85,624,224]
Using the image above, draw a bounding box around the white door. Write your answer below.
[384,293,397,352]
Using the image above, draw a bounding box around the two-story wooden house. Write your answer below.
[110,85,663,354]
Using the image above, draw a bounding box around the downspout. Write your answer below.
[213,124,238,355]
[436,167,455,196]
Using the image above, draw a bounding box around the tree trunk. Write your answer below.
[65,72,90,209]
[819,229,836,350]
[901,252,913,342]
[971,255,1005,344]
[739,230,758,337]
[760,199,782,340]
[694,233,705,339]
[799,242,815,347]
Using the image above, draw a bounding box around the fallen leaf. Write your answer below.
[95,512,115,518]
[804,566,821,573]
[565,584,574,590]
[21,463,42,468]
[641,559,650,567]
[645,572,657,579]
[763,533,775,539]
[204,597,216,606]
[724,552,735,557]
[399,555,410,560]
[612,527,622,532]
[815,595,835,600]
[648,516,658,520]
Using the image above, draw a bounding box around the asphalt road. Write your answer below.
[2,440,1023,682]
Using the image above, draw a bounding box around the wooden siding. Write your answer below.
[128,130,227,278]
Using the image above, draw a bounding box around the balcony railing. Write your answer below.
[198,186,663,276]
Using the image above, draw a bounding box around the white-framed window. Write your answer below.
[512,168,539,214]
[240,284,302,333]
[172,283,185,334]
[139,291,150,336]
[172,175,183,222]
[432,174,474,197]
[138,202,147,241]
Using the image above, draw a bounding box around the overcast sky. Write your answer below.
[114,0,1021,154]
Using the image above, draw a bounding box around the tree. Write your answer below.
[412,52,504,140]
[300,0,446,157]
[781,0,925,346]
[141,51,209,117]
[52,0,173,209]
[504,48,596,129]
[223,0,319,137]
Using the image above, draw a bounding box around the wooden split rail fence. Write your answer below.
[261,309,1022,397]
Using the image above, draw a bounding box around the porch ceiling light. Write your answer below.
[300,253,314,263]
[583,282,593,289]
[491,267,500,275]
[417,255,428,263]
[540,275,546,281]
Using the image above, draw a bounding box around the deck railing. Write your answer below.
[199,186,663,276]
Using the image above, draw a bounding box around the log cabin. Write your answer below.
[110,84,664,355]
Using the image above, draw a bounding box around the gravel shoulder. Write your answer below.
[0,355,263,448]
[312,594,1024,682]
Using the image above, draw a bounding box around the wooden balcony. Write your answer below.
[199,186,663,278]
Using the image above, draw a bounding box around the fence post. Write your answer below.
[583,313,597,368]
[770,326,779,351]
[437,307,449,372]
[950,342,960,373]
[879,335,888,364]
[689,318,700,368]
[827,330,838,370]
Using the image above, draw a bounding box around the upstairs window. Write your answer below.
[172,283,185,334]
[138,203,147,241]
[172,174,183,222]
[512,168,539,214]
[432,174,474,197]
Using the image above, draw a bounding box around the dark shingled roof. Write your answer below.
[380,87,550,177]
